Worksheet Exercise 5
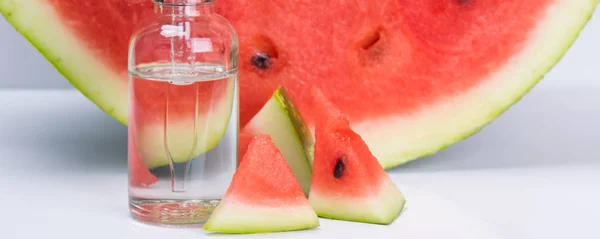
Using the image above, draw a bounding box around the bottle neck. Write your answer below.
[153,0,215,16]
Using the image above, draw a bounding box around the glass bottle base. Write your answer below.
[129,197,220,226]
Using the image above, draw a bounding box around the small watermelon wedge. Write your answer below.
[308,88,406,225]
[203,134,319,234]
[240,89,312,196]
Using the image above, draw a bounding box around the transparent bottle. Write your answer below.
[127,0,239,225]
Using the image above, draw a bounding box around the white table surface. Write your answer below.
[1,82,598,239]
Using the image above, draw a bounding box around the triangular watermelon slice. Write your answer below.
[203,134,320,234]
[308,88,406,225]
[0,0,598,169]
[240,89,312,196]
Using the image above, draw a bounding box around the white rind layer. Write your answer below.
[244,92,312,196]
[203,198,320,233]
[309,178,406,225]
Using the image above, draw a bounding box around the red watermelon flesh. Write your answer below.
[0,0,597,168]
[203,134,319,233]
[308,88,406,225]
[128,125,158,187]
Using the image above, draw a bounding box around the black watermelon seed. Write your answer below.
[250,53,272,70]
[334,157,345,179]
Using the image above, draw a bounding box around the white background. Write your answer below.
[0,5,599,239]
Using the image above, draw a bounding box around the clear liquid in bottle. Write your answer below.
[127,0,239,226]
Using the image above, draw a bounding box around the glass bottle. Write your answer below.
[127,0,239,225]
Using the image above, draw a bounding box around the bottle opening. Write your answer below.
[153,0,214,6]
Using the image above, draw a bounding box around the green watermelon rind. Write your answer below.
[279,1,599,169]
[310,180,407,225]
[315,200,406,225]
[204,225,319,234]
[203,208,320,234]
[276,89,316,166]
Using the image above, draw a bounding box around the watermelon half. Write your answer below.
[0,0,597,168]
